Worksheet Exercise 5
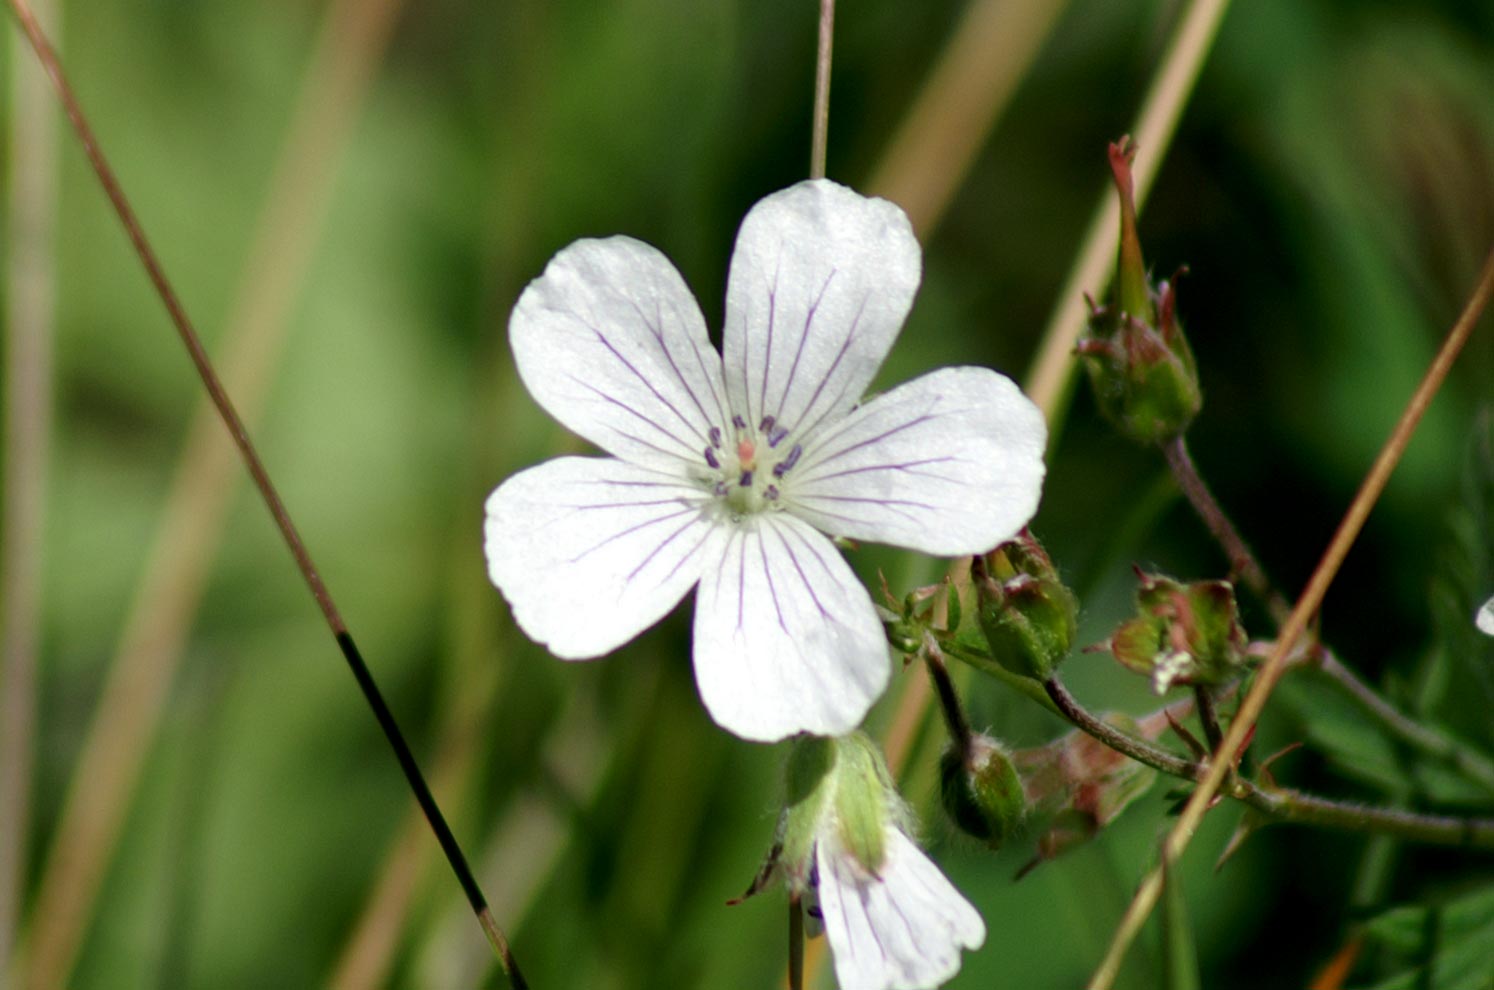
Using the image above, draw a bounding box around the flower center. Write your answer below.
[700,415,803,518]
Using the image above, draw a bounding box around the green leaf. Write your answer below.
[1355,883,1494,990]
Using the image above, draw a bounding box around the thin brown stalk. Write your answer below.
[1024,0,1233,421]
[0,0,57,972]
[1089,245,1494,989]
[13,1,405,986]
[867,0,1069,237]
[0,0,531,985]
[810,0,835,179]
[329,567,500,990]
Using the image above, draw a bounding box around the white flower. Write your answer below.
[1478,595,1494,636]
[762,733,985,989]
[814,826,987,990]
[484,179,1047,741]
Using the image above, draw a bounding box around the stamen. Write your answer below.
[708,426,722,448]
[704,447,720,469]
[759,415,776,433]
[738,470,754,488]
[713,481,729,496]
[767,424,788,447]
[764,484,779,501]
[772,443,802,477]
[732,414,747,430]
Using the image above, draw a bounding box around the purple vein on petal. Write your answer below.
[625,510,706,583]
[800,456,963,485]
[671,294,732,429]
[798,410,943,475]
[569,505,698,564]
[630,296,719,438]
[758,273,779,426]
[772,268,836,427]
[565,497,695,511]
[581,319,710,446]
[790,293,869,441]
[774,521,836,621]
[661,519,716,585]
[570,374,698,458]
[734,527,749,632]
[755,525,789,633]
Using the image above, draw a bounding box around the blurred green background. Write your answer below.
[2,0,1493,987]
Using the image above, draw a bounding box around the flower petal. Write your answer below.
[722,180,920,442]
[484,456,720,659]
[1478,595,1494,636]
[510,237,731,472]
[692,513,889,742]
[818,829,986,990]
[787,366,1047,555]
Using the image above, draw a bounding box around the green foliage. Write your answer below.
[7,0,1494,988]
[1356,884,1494,990]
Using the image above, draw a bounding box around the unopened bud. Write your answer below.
[1107,570,1246,693]
[1075,137,1201,443]
[940,735,1027,848]
[974,531,1077,681]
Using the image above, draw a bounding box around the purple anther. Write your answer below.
[713,481,729,497]
[732,414,747,430]
[759,415,776,433]
[772,443,803,477]
[708,426,723,448]
[767,424,788,447]
[704,447,720,469]
[738,470,754,488]
[764,485,779,501]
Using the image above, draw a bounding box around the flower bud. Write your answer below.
[1075,137,1201,444]
[1106,570,1247,693]
[1012,712,1161,873]
[939,735,1027,848]
[973,531,1077,682]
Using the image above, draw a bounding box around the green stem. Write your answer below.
[1044,678,1197,779]
[1046,676,1494,850]
[939,639,1061,715]
[922,637,974,760]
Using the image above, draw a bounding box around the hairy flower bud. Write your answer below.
[1075,137,1201,443]
[973,531,1077,681]
[1106,570,1247,693]
[939,735,1027,848]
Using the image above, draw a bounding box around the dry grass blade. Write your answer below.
[868,0,1069,237]
[1088,245,1494,990]
[0,0,58,972]
[11,0,403,985]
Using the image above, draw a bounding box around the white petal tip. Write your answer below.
[1477,596,1494,636]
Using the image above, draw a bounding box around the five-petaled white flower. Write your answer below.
[484,179,1047,741]
[1478,596,1494,636]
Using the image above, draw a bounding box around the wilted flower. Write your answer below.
[743,734,985,989]
[485,180,1047,741]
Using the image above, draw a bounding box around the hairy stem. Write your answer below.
[1044,679,1198,779]
[923,637,974,760]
